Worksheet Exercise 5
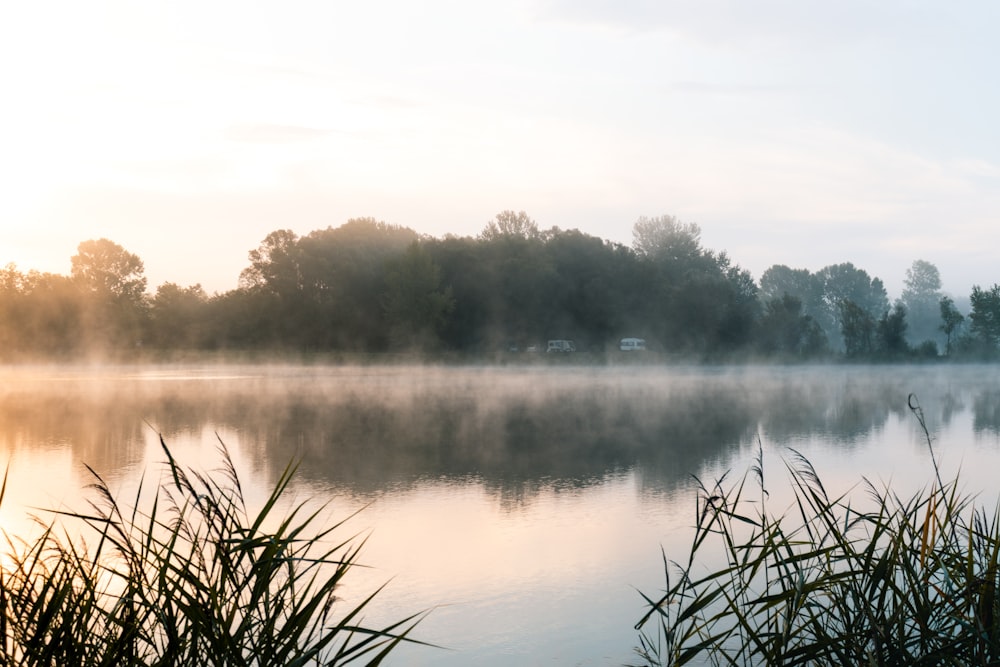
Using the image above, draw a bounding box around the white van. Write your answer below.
[546,339,576,353]
[619,337,646,351]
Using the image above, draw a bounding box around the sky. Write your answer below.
[2,0,999,299]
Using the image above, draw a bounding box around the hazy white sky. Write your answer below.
[2,0,998,298]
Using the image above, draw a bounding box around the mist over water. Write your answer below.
[1,363,999,664]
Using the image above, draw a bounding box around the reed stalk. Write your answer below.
[0,437,425,666]
[635,395,1000,666]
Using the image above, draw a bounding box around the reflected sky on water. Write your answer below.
[0,363,999,665]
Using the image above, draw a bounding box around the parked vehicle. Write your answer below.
[546,339,576,353]
[619,337,647,351]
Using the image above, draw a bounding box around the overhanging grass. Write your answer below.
[0,437,426,666]
[635,395,1000,666]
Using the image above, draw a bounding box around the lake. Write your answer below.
[1,362,999,665]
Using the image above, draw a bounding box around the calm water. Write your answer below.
[1,363,1000,665]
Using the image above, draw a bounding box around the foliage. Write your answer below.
[382,243,454,350]
[478,210,540,242]
[877,302,911,359]
[901,260,944,347]
[0,439,424,665]
[71,238,148,304]
[939,296,965,356]
[0,213,986,362]
[838,299,876,358]
[755,295,827,357]
[634,398,1000,666]
[968,284,1000,354]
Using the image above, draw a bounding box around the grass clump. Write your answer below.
[635,395,1000,666]
[0,437,424,666]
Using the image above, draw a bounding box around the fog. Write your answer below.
[0,363,993,500]
[3,362,1000,665]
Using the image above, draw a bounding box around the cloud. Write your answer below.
[225,124,334,144]
[536,0,909,49]
[667,81,795,96]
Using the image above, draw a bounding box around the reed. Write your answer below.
[634,395,1000,666]
[0,437,424,666]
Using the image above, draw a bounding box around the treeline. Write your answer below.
[0,212,995,361]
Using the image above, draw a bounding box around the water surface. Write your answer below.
[1,363,998,665]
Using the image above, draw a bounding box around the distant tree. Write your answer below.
[543,229,630,350]
[630,215,758,353]
[239,229,302,294]
[382,243,454,350]
[70,239,149,350]
[818,263,889,350]
[839,299,876,358]
[479,210,540,242]
[0,264,25,357]
[715,253,761,349]
[19,271,85,357]
[296,219,420,350]
[149,283,209,349]
[968,284,1000,353]
[758,265,831,344]
[939,295,965,355]
[900,260,944,346]
[876,302,910,359]
[631,215,704,267]
[71,238,147,303]
[424,235,495,351]
[756,294,827,357]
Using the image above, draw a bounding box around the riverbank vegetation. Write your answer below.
[0,438,422,665]
[1,212,997,362]
[633,397,1000,665]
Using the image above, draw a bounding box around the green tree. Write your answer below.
[239,229,302,294]
[19,271,85,357]
[876,302,910,359]
[149,283,209,349]
[70,239,149,350]
[631,215,758,353]
[296,219,420,350]
[479,210,540,242]
[631,215,703,266]
[839,299,876,358]
[382,243,454,350]
[818,263,888,351]
[756,294,827,357]
[759,265,831,345]
[543,229,630,351]
[424,235,495,351]
[939,295,965,355]
[471,213,557,351]
[968,284,1000,353]
[900,260,944,347]
[71,238,147,303]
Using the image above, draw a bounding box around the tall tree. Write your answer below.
[382,243,454,350]
[71,238,147,303]
[631,215,705,269]
[939,296,965,356]
[839,299,876,358]
[756,294,827,357]
[479,210,540,242]
[758,265,831,345]
[817,263,889,350]
[876,302,910,359]
[239,229,302,294]
[900,260,944,347]
[70,239,149,350]
[631,215,756,353]
[149,283,209,349]
[296,219,419,350]
[968,284,1000,353]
